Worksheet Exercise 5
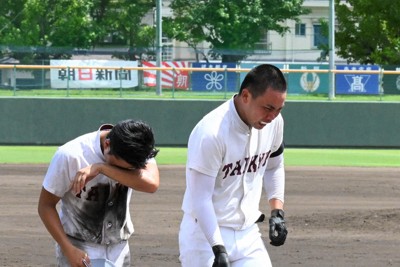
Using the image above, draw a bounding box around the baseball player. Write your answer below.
[38,119,159,267]
[179,64,288,267]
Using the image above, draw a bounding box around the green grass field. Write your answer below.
[1,88,400,102]
[1,146,399,167]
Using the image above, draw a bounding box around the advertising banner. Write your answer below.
[191,62,237,92]
[142,61,189,89]
[239,63,285,85]
[335,65,380,95]
[381,65,400,95]
[50,60,138,89]
[287,64,329,94]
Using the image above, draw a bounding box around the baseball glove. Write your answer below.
[269,209,288,246]
[212,245,230,267]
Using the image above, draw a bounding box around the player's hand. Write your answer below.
[212,245,230,267]
[72,164,102,194]
[269,209,288,246]
[64,246,91,267]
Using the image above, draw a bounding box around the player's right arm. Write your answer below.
[188,169,230,266]
[188,169,222,245]
[38,187,89,267]
[71,160,159,194]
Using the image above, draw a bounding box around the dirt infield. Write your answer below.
[0,164,399,267]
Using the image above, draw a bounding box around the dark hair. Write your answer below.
[107,119,159,169]
[239,64,287,98]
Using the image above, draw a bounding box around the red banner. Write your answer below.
[142,61,189,89]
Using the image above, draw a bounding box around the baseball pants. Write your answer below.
[179,213,272,267]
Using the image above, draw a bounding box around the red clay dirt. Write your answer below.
[0,164,399,267]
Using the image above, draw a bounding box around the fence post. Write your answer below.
[379,68,384,101]
[328,0,336,100]
[41,60,45,89]
[67,67,70,97]
[172,67,176,99]
[13,65,17,96]
[119,67,123,97]
[224,67,228,99]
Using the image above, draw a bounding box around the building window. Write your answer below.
[295,23,306,36]
[162,36,173,61]
[313,24,328,48]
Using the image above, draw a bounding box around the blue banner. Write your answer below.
[335,65,380,95]
[191,63,237,92]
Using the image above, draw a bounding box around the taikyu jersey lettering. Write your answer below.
[221,150,271,179]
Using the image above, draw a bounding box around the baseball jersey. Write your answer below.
[182,97,284,230]
[42,124,134,245]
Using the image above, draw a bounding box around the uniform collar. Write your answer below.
[229,95,251,135]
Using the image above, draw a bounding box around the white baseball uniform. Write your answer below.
[179,96,285,267]
[43,124,133,266]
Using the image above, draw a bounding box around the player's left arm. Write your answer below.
[264,143,285,205]
[72,160,159,193]
[264,143,288,246]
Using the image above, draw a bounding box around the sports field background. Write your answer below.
[2,88,400,101]
[1,146,399,167]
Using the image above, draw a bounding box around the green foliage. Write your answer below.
[0,0,26,52]
[29,1,92,44]
[164,0,309,62]
[316,18,329,62]
[335,0,400,65]
[0,0,155,62]
[100,0,155,60]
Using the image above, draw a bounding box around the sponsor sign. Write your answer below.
[191,63,237,92]
[50,60,138,89]
[142,61,189,89]
[287,64,329,94]
[381,65,400,95]
[335,65,380,95]
[239,63,285,85]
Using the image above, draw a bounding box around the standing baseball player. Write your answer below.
[38,119,159,267]
[179,64,288,267]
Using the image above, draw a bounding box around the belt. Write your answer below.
[255,214,265,223]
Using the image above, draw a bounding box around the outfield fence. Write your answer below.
[1,62,400,99]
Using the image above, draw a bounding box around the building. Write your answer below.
[262,0,332,62]
[145,0,338,63]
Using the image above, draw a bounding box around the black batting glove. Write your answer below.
[269,209,288,246]
[212,245,230,267]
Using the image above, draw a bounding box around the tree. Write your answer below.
[164,0,309,62]
[0,0,27,59]
[0,0,155,62]
[97,0,155,60]
[335,0,400,65]
[0,0,96,63]
[316,18,329,62]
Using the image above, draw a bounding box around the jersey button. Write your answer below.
[108,201,114,206]
[107,222,113,228]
